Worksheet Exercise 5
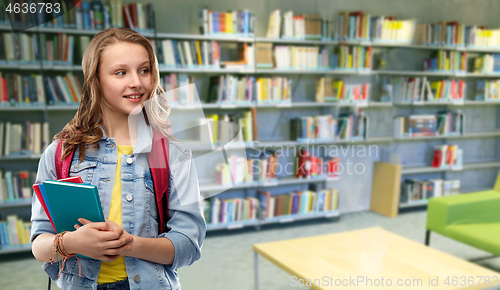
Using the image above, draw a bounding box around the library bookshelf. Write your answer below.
[2,16,500,253]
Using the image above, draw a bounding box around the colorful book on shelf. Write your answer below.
[32,176,83,232]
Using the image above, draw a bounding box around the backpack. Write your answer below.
[54,129,170,234]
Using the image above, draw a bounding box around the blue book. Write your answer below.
[0,222,7,246]
[213,12,219,33]
[243,10,249,35]
[5,171,14,200]
[37,183,53,220]
[43,76,58,105]
[42,180,104,234]
[82,2,91,30]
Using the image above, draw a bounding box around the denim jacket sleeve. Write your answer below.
[30,140,59,242]
[160,145,207,270]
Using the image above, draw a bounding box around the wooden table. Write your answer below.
[253,227,500,289]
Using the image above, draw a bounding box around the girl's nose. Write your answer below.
[128,72,142,88]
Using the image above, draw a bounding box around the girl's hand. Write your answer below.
[64,218,132,261]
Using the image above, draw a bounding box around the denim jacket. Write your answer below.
[30,121,206,290]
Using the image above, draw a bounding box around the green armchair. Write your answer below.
[425,173,500,256]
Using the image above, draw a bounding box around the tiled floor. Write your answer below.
[1,210,499,290]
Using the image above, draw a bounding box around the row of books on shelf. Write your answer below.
[290,111,367,141]
[199,9,255,36]
[0,121,50,157]
[295,149,339,179]
[255,44,372,70]
[476,80,500,101]
[213,150,340,186]
[0,73,82,106]
[0,215,32,248]
[400,179,460,203]
[214,152,279,186]
[4,5,500,49]
[393,111,463,138]
[265,10,415,43]
[156,40,222,69]
[266,10,500,48]
[0,171,36,203]
[0,32,89,65]
[201,111,257,144]
[3,0,154,33]
[207,75,291,104]
[257,188,339,219]
[431,145,463,169]
[391,77,466,104]
[316,78,370,104]
[473,54,500,74]
[423,51,466,73]
[202,188,339,225]
[423,22,500,48]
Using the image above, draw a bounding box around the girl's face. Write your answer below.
[99,41,152,117]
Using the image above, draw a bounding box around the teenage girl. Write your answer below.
[31,27,206,290]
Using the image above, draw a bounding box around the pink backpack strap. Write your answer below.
[55,140,75,179]
[148,129,170,234]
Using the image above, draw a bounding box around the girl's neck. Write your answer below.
[102,117,135,147]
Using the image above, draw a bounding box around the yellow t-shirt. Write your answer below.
[98,145,133,284]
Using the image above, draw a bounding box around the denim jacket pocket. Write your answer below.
[69,159,98,183]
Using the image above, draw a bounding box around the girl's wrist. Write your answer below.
[61,231,77,255]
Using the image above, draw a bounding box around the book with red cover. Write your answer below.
[32,176,83,231]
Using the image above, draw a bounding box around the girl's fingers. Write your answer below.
[78,218,92,225]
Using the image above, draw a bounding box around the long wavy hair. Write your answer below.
[54,27,174,162]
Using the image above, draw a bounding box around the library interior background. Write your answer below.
[2,0,500,289]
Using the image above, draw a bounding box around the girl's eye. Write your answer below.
[140,69,150,74]
[116,71,125,76]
